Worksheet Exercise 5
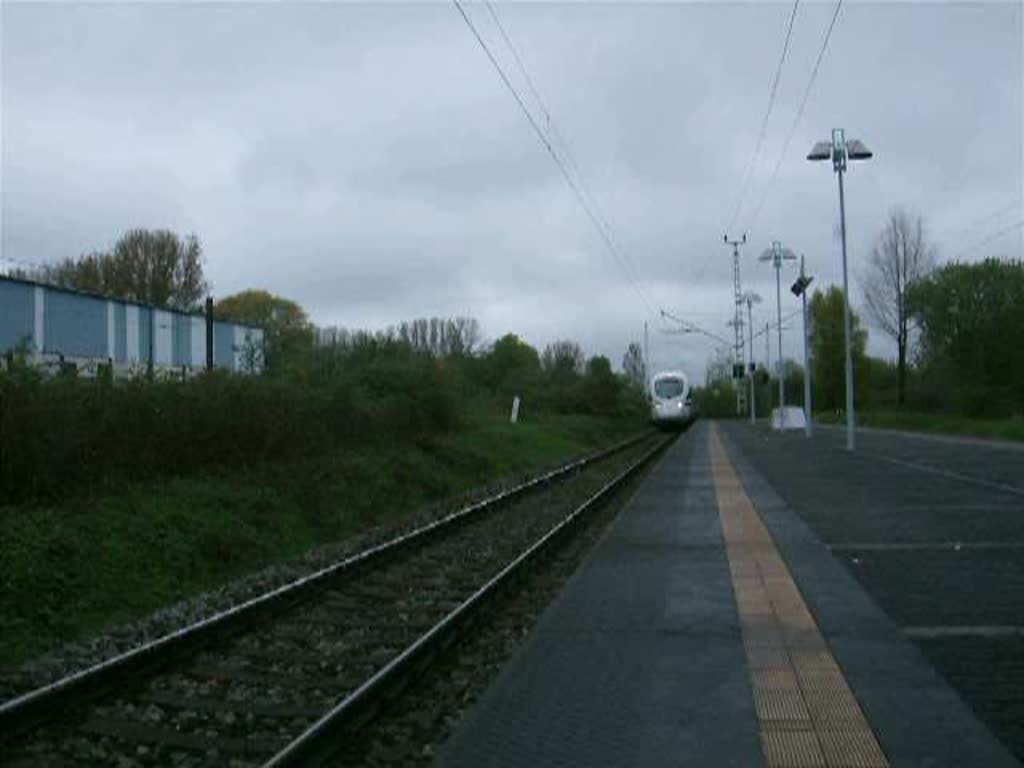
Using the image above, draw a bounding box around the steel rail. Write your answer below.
[0,431,652,742]
[263,433,673,767]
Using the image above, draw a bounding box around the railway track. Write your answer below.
[2,431,672,767]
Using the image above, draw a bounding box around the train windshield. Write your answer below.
[654,378,685,399]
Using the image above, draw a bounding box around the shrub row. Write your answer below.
[1,337,647,504]
[0,346,460,503]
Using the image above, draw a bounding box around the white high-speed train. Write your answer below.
[650,370,693,427]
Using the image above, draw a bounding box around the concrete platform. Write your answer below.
[438,422,1021,767]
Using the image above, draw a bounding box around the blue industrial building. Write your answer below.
[0,276,263,375]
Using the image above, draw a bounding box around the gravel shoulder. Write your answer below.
[0,436,645,705]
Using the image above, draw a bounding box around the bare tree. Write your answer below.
[541,340,585,378]
[862,208,935,406]
[622,341,646,389]
[388,316,481,357]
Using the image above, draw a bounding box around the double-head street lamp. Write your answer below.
[741,291,761,425]
[759,241,797,429]
[808,129,872,451]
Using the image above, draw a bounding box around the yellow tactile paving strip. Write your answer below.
[709,425,889,768]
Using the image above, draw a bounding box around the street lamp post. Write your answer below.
[791,257,814,437]
[808,129,872,451]
[760,242,797,430]
[742,291,761,425]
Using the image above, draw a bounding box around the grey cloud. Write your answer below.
[2,1,1020,382]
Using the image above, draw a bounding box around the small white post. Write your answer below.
[510,395,521,424]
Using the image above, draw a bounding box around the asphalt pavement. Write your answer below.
[439,421,1021,766]
[719,420,1024,763]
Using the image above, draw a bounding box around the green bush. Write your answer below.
[0,349,456,504]
[0,328,646,504]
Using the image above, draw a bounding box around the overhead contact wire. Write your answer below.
[747,0,844,231]
[453,0,656,317]
[727,0,801,231]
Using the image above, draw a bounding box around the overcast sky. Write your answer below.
[2,1,1021,381]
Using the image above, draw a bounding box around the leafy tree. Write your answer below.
[480,333,542,394]
[215,290,313,369]
[582,355,619,413]
[43,229,207,310]
[907,258,1024,415]
[809,286,867,412]
[781,359,805,408]
[622,341,646,390]
[751,363,773,419]
[861,208,935,406]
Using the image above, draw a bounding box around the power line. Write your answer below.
[727,0,801,231]
[746,0,843,231]
[660,308,733,347]
[481,0,650,305]
[752,308,802,340]
[937,201,1022,246]
[950,218,1024,261]
[452,0,656,316]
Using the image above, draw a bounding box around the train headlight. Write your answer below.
[677,401,684,409]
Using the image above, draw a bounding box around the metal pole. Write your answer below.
[148,305,155,379]
[205,296,214,371]
[775,257,785,428]
[801,255,812,437]
[747,299,756,424]
[837,166,856,451]
[734,242,742,418]
[643,320,649,391]
[725,234,746,417]
[765,322,771,376]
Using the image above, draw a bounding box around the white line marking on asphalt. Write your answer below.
[877,455,1024,497]
[830,541,1024,552]
[817,424,1024,452]
[904,626,1024,639]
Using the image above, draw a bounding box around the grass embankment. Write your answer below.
[0,410,642,668]
[814,410,1024,442]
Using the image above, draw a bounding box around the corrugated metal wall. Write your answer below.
[0,276,263,373]
[0,280,34,351]
[114,303,127,362]
[45,290,107,358]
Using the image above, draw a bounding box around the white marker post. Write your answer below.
[510,395,521,424]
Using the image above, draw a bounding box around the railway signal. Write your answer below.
[742,291,762,425]
[791,257,814,437]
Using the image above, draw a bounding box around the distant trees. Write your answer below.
[810,286,868,412]
[310,324,646,419]
[692,347,738,417]
[862,209,935,405]
[391,317,480,358]
[42,229,208,310]
[621,342,646,390]
[542,340,585,380]
[582,355,619,413]
[705,346,734,388]
[215,290,313,369]
[907,258,1024,416]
